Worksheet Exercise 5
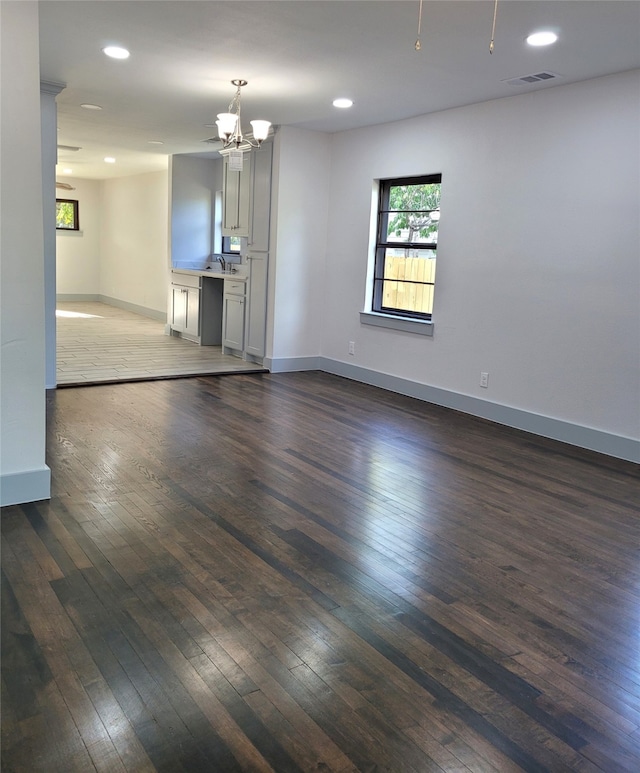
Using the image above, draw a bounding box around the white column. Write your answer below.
[0,1,51,505]
[41,82,65,390]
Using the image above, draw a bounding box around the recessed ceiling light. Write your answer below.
[148,140,164,145]
[526,31,558,47]
[81,103,102,110]
[333,98,353,109]
[102,46,130,59]
[63,168,73,174]
[104,157,116,163]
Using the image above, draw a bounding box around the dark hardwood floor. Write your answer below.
[2,371,639,772]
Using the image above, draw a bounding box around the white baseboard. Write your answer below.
[99,296,166,322]
[264,355,323,373]
[56,293,100,302]
[0,467,51,507]
[56,294,166,322]
[265,356,640,464]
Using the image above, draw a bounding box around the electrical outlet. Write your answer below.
[480,372,489,388]
[348,341,355,356]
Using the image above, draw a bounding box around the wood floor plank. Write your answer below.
[1,538,128,773]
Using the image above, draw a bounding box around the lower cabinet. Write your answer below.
[169,271,223,345]
[222,280,246,355]
[170,284,187,330]
[245,252,268,359]
[170,283,200,342]
[169,271,251,354]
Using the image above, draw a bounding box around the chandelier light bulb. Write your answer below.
[217,113,238,139]
[250,120,271,142]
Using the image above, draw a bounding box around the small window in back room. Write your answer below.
[56,198,79,231]
[373,174,441,320]
[222,235,242,255]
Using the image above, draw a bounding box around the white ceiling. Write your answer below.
[39,0,640,180]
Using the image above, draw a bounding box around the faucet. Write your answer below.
[216,255,226,272]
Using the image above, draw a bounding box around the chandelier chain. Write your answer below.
[415,0,423,51]
[490,0,499,54]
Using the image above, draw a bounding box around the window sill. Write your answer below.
[360,311,434,336]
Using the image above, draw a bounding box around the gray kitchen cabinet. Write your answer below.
[170,283,188,331]
[170,276,200,342]
[222,151,251,237]
[244,253,267,359]
[169,271,223,345]
[212,140,272,360]
[222,279,246,354]
[248,142,272,252]
[244,141,272,360]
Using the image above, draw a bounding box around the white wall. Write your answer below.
[0,0,50,505]
[56,178,101,295]
[319,71,639,446]
[269,126,331,361]
[99,170,169,313]
[169,154,221,268]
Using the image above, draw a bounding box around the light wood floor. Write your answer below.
[56,301,265,386]
[2,372,640,772]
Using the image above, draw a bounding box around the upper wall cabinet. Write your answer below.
[248,142,273,253]
[222,151,252,237]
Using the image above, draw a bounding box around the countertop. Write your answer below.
[171,267,247,281]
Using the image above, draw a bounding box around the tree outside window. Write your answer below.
[56,199,79,230]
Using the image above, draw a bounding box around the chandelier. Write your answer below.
[216,79,271,150]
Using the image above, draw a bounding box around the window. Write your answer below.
[56,198,79,231]
[373,174,441,320]
[222,235,241,255]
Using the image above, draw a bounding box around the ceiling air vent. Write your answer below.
[503,71,561,87]
[57,144,82,152]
